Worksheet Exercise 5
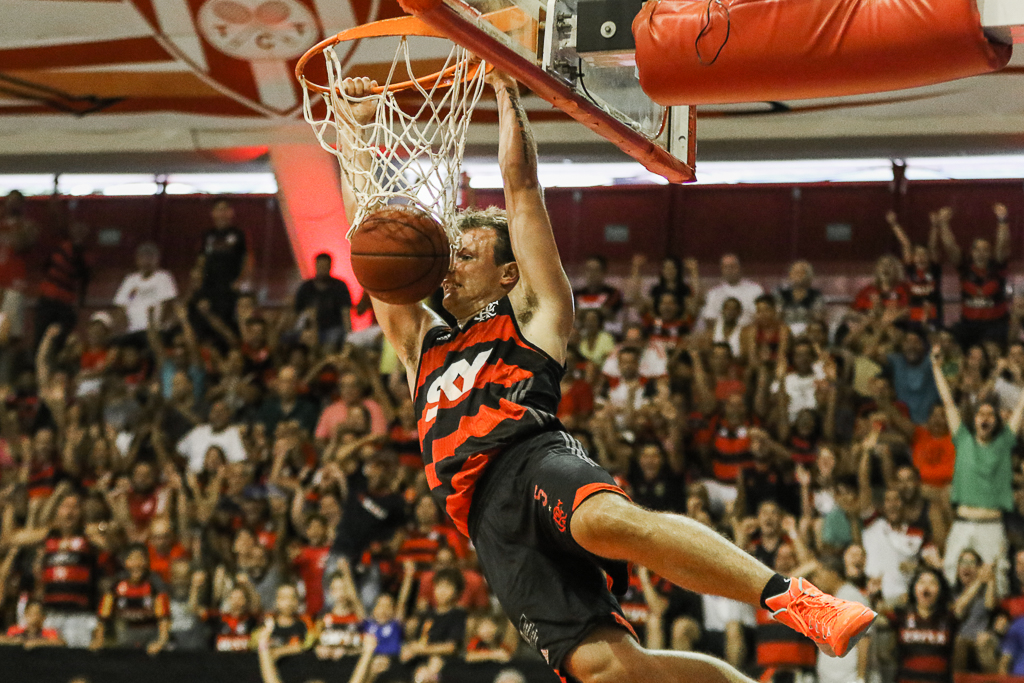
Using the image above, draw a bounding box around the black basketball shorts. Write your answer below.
[467,429,637,680]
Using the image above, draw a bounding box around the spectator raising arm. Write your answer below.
[932,344,961,434]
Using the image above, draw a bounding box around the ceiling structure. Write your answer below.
[1,0,1023,172]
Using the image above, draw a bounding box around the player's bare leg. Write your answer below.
[572,492,875,657]
[565,626,757,683]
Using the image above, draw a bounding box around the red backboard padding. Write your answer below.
[633,0,1012,105]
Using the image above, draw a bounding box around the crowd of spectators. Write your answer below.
[1,191,1024,683]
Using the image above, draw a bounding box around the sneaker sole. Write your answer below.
[824,609,877,658]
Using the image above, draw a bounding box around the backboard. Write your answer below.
[394,0,696,182]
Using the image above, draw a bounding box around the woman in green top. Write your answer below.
[932,343,1024,595]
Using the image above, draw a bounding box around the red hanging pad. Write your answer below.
[633,0,1012,105]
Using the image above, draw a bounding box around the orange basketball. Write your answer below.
[350,205,451,305]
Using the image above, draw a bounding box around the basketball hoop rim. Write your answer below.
[295,11,505,95]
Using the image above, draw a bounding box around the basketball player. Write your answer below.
[337,74,875,683]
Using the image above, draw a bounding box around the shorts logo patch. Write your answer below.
[518,615,539,649]
[552,499,567,533]
[534,485,547,507]
[541,648,550,664]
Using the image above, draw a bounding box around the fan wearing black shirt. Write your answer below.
[294,252,354,350]
[401,568,467,664]
[198,198,249,323]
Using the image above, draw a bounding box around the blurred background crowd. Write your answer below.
[1,190,1024,683]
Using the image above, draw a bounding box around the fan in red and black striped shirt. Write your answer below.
[94,544,170,654]
[943,202,1013,349]
[883,567,956,683]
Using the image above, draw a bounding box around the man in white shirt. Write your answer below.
[700,254,764,328]
[113,242,178,334]
[863,488,925,603]
[176,400,247,472]
[771,339,827,424]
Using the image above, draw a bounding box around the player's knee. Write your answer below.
[571,493,645,554]
[569,642,653,683]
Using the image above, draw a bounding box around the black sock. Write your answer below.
[759,573,791,610]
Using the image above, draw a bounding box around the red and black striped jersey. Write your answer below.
[959,261,1009,321]
[206,612,259,652]
[709,419,755,483]
[891,608,956,683]
[415,296,562,536]
[755,607,817,669]
[98,574,170,626]
[317,612,362,651]
[41,531,98,612]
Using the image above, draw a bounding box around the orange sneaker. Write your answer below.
[765,577,877,657]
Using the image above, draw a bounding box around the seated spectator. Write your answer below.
[464,614,513,663]
[0,600,64,648]
[700,253,763,328]
[113,242,178,341]
[775,260,825,337]
[400,569,467,664]
[199,585,260,652]
[259,584,313,659]
[294,252,353,350]
[92,544,171,654]
[177,400,247,472]
[316,565,370,659]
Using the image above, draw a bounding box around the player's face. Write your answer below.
[442,228,508,320]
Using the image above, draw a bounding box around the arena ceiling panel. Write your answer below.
[0,0,1021,163]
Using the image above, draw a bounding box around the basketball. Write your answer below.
[350,205,451,305]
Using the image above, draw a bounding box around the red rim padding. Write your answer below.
[633,0,1013,106]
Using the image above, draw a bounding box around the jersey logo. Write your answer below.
[424,349,493,422]
[474,301,499,322]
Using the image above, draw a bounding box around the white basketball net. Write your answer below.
[300,37,488,241]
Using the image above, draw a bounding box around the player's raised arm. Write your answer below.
[336,78,444,384]
[490,72,574,362]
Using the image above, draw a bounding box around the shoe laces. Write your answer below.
[774,581,843,643]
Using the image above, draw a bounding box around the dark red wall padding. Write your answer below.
[632,0,1012,106]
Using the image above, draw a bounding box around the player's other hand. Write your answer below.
[339,77,379,127]
[485,68,517,92]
